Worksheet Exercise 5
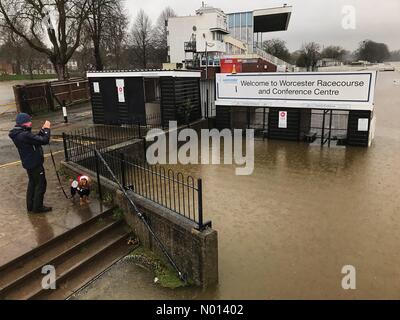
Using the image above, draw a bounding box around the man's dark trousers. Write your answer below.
[26,165,47,212]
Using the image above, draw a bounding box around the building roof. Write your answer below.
[86,69,202,78]
[253,6,292,33]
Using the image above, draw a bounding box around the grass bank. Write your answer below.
[126,246,189,289]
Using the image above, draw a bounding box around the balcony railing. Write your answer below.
[184,41,197,52]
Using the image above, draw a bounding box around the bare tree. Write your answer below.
[355,40,390,63]
[153,6,176,64]
[0,0,89,80]
[389,50,400,62]
[130,9,153,69]
[296,42,321,71]
[86,0,127,71]
[101,2,128,69]
[262,38,291,62]
[0,26,24,74]
[321,46,348,61]
[0,25,48,76]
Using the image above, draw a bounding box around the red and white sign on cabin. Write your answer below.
[116,79,125,103]
[279,111,288,129]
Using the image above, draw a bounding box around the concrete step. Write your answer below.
[0,208,137,300]
[0,207,115,290]
[33,233,136,300]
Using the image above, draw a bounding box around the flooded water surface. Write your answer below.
[76,70,400,300]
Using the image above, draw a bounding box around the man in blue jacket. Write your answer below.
[9,113,52,214]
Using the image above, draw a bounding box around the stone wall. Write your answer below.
[61,161,218,288]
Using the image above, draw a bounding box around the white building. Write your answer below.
[167,3,293,69]
[167,5,229,68]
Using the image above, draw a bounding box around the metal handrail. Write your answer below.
[253,46,294,70]
[94,149,187,283]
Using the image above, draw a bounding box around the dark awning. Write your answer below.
[253,6,292,33]
[210,27,230,34]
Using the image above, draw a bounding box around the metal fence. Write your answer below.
[200,79,216,118]
[63,127,209,230]
[63,125,141,162]
[13,78,90,114]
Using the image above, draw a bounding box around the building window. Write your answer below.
[241,12,247,28]
[247,12,253,27]
[213,32,223,42]
[235,13,240,28]
[228,14,234,29]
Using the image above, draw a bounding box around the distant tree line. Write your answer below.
[263,38,398,70]
[0,1,398,78]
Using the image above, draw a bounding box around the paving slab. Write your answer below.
[0,153,108,267]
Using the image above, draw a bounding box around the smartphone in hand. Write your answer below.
[42,121,51,129]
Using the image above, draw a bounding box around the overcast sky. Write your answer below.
[124,0,400,52]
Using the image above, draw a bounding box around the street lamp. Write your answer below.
[202,33,215,120]
[203,33,215,80]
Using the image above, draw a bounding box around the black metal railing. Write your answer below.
[143,113,163,130]
[62,125,141,163]
[93,149,187,282]
[63,130,210,230]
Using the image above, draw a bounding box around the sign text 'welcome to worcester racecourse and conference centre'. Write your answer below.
[216,71,377,110]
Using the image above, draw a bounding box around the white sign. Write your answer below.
[216,71,377,111]
[116,79,125,103]
[93,82,100,93]
[279,111,287,128]
[277,65,287,72]
[358,118,369,132]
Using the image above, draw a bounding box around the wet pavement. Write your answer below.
[74,70,400,300]
[0,103,103,267]
[0,151,108,267]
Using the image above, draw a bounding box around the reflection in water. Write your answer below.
[27,214,55,247]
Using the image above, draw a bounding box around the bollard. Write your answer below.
[62,100,68,123]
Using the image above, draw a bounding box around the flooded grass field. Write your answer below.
[75,70,400,300]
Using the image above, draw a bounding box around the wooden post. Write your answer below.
[13,85,22,113]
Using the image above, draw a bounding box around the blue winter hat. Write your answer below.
[16,113,32,125]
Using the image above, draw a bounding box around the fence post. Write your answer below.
[94,151,103,202]
[62,132,69,162]
[119,153,126,189]
[321,110,326,147]
[62,100,68,123]
[197,178,204,230]
[138,120,142,138]
[45,82,55,112]
[142,137,147,161]
[13,85,22,113]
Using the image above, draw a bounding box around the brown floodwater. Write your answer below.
[75,70,400,300]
